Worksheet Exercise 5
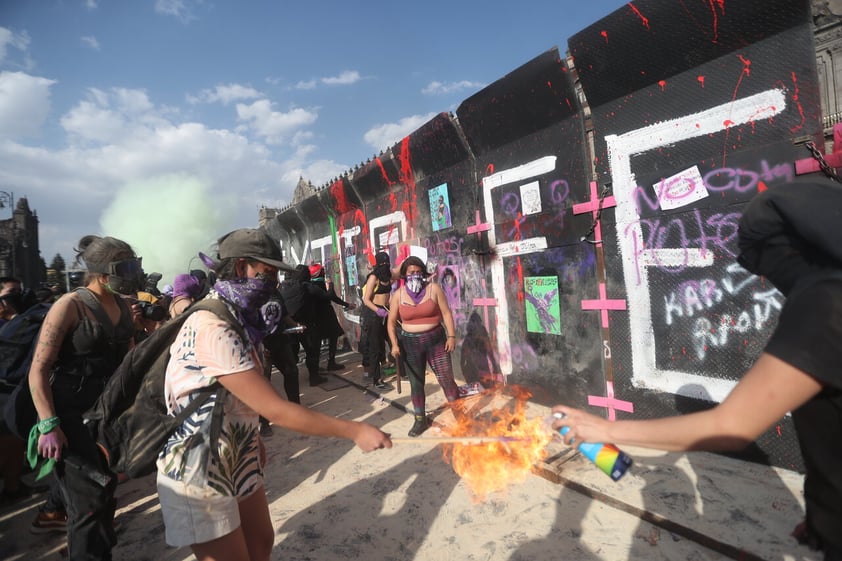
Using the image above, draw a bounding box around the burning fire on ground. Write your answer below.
[440,385,554,501]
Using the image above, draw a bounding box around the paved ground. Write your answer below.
[0,351,821,561]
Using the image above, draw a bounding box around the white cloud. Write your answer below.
[0,71,56,140]
[294,79,317,90]
[363,113,437,152]
[422,80,486,95]
[0,27,31,66]
[154,0,197,23]
[81,36,100,50]
[85,0,98,9]
[187,83,263,105]
[322,70,361,86]
[235,99,317,144]
[294,70,361,90]
[60,87,165,145]
[0,81,303,272]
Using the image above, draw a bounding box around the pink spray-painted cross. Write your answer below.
[466,209,492,235]
[588,381,634,421]
[572,181,616,245]
[581,282,626,329]
[466,209,497,330]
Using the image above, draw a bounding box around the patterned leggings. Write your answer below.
[398,324,459,416]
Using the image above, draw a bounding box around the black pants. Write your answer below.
[263,332,301,404]
[296,328,323,380]
[52,376,117,561]
[361,308,387,382]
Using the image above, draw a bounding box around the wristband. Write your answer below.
[27,416,61,480]
[447,335,456,339]
[38,416,61,434]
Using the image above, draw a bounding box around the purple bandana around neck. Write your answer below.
[213,277,282,345]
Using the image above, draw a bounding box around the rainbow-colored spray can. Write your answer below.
[553,413,633,481]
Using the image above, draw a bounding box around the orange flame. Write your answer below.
[441,385,553,502]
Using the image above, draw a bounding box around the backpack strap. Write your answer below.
[74,287,117,344]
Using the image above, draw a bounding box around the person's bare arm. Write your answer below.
[29,295,79,421]
[362,275,379,313]
[552,353,822,452]
[217,368,392,452]
[386,291,400,357]
[29,294,80,458]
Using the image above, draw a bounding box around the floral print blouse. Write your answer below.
[156,302,264,497]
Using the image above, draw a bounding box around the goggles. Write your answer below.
[90,257,145,295]
[107,258,144,279]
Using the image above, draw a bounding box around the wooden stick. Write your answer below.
[391,436,524,445]
[394,357,402,394]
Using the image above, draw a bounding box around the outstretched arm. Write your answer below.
[552,353,822,452]
[219,367,392,452]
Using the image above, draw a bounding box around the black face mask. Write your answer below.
[102,258,145,296]
[373,263,391,282]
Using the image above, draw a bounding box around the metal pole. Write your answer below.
[10,191,15,279]
[0,191,13,278]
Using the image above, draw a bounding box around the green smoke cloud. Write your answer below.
[100,174,233,288]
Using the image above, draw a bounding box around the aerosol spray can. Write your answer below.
[553,412,633,481]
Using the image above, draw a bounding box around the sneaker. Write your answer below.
[326,362,345,371]
[373,379,389,390]
[30,510,68,534]
[408,415,430,437]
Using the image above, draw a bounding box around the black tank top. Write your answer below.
[55,288,134,379]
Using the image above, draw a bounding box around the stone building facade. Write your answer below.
[0,196,41,288]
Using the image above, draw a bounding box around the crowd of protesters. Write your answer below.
[0,229,418,561]
[4,174,839,561]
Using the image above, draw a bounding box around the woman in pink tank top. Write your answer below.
[386,256,461,436]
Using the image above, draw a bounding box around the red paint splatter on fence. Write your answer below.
[705,0,726,43]
[776,425,782,437]
[722,54,752,165]
[396,137,418,238]
[758,180,767,193]
[789,71,806,134]
[374,157,395,188]
[330,178,352,215]
[732,54,752,100]
[658,80,666,91]
[627,3,650,30]
[515,257,525,302]
[697,75,705,88]
[600,30,608,44]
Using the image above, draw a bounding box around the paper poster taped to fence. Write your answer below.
[524,276,561,335]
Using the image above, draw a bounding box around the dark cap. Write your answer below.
[374,251,390,266]
[217,228,295,272]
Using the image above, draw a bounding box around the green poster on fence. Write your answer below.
[524,276,561,335]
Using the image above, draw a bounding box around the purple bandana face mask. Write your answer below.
[405,274,427,295]
[404,273,428,305]
[213,273,281,344]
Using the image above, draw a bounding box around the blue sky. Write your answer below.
[0,0,625,283]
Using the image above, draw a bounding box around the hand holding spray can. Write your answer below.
[553,412,633,481]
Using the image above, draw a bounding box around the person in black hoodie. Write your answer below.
[280,265,332,386]
[308,263,355,372]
